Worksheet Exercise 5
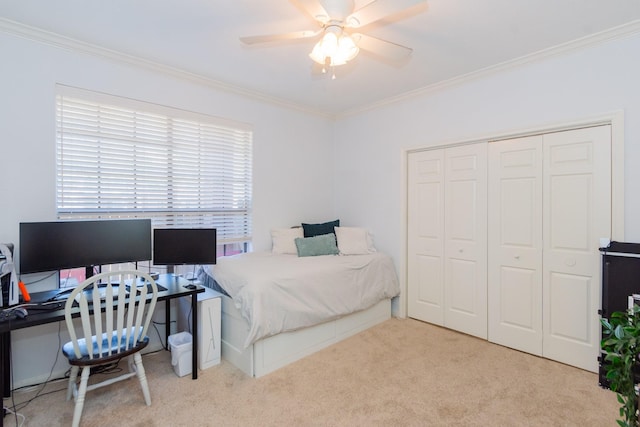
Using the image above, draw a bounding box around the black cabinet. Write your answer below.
[599,241,640,387]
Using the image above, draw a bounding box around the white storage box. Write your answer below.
[168,332,192,377]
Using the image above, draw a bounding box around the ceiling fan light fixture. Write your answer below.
[309,29,359,67]
[338,33,359,61]
[241,0,425,74]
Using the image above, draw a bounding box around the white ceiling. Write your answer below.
[2,0,640,116]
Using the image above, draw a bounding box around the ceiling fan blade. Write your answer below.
[346,0,426,28]
[291,0,330,24]
[352,33,413,61]
[240,30,321,45]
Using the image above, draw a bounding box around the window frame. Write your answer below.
[55,85,253,258]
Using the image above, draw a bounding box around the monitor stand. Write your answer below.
[165,266,181,284]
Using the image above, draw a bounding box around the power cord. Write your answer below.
[186,305,193,334]
[20,271,57,286]
[4,406,25,427]
[89,361,123,376]
[8,321,63,414]
[152,319,176,349]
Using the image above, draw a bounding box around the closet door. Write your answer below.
[488,136,543,354]
[542,125,611,372]
[444,143,488,338]
[407,149,445,325]
[487,125,611,372]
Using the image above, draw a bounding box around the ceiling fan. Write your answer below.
[240,0,427,77]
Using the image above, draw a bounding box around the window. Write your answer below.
[55,86,253,263]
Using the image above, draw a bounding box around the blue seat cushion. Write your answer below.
[63,328,148,362]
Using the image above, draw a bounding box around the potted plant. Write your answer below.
[601,304,640,427]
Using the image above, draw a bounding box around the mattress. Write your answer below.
[198,251,400,347]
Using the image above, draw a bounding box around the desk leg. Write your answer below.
[165,300,170,351]
[1,330,9,426]
[1,331,9,398]
[191,292,198,380]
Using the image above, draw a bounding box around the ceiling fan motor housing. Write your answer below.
[318,0,355,22]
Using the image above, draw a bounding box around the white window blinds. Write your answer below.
[56,88,252,245]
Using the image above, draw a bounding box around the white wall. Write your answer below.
[0,30,334,387]
[333,33,640,315]
[4,24,640,389]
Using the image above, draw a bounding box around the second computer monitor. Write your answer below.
[153,228,217,269]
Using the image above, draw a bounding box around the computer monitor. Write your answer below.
[19,219,152,278]
[153,228,217,270]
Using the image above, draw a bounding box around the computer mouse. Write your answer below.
[13,307,28,319]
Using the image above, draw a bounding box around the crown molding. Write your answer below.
[3,17,639,121]
[339,19,640,118]
[0,18,334,119]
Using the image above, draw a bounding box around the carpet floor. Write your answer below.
[3,318,619,426]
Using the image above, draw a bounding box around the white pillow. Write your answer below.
[335,227,376,255]
[271,227,304,254]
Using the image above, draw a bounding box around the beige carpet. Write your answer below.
[3,318,618,426]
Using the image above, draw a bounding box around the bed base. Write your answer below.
[220,295,392,377]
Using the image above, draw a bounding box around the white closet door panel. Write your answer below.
[547,272,591,341]
[488,136,543,354]
[416,182,442,242]
[409,254,444,318]
[444,144,487,338]
[446,257,480,316]
[499,267,537,328]
[447,180,476,242]
[408,150,445,325]
[542,125,611,373]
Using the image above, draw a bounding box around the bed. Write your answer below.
[197,243,400,377]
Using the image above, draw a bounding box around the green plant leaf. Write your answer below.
[603,309,640,426]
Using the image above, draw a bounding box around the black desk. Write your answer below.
[0,274,204,401]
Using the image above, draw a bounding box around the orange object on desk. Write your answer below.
[18,281,30,302]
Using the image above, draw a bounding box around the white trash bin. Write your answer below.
[168,332,192,377]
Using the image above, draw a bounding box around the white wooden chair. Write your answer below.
[62,270,158,427]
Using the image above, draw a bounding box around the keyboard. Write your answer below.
[74,284,134,303]
[44,282,168,305]
[26,301,65,311]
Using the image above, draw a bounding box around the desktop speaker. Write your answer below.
[0,244,18,307]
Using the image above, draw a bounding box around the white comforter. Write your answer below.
[201,251,400,347]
